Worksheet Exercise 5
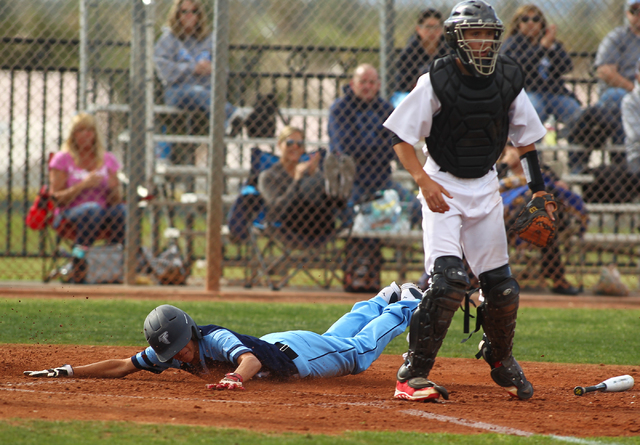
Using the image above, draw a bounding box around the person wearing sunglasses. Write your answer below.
[153,0,236,164]
[395,8,450,95]
[257,126,355,238]
[497,144,585,296]
[501,5,582,140]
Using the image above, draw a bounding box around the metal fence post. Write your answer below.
[78,0,88,111]
[379,0,395,99]
[206,0,229,292]
[125,0,147,284]
[145,0,156,185]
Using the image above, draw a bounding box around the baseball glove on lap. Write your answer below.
[511,193,557,248]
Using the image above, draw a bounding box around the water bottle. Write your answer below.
[71,244,88,259]
[155,124,171,163]
[370,189,400,231]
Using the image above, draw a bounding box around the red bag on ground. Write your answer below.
[26,186,54,231]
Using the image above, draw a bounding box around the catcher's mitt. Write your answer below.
[510,193,557,248]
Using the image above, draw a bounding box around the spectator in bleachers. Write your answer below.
[501,5,582,131]
[498,144,586,295]
[568,0,640,172]
[153,0,235,164]
[394,9,448,102]
[49,113,126,284]
[622,57,640,174]
[328,63,420,226]
[258,126,354,238]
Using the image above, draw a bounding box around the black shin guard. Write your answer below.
[398,256,469,381]
[479,264,520,363]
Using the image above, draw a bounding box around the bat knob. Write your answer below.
[573,386,585,396]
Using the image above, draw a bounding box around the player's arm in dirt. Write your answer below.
[206,352,262,391]
[393,140,452,213]
[233,352,262,381]
[24,358,140,379]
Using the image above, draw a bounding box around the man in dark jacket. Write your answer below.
[396,8,450,93]
[328,63,411,205]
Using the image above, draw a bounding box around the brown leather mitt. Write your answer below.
[510,193,557,248]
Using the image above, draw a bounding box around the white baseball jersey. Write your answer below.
[383,72,546,277]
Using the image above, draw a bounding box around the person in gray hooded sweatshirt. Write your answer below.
[153,0,234,161]
[622,57,640,174]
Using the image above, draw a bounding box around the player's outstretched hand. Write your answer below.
[23,364,74,378]
[206,373,245,391]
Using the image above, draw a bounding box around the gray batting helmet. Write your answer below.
[143,305,202,362]
[444,0,504,77]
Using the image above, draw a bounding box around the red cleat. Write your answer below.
[394,378,449,402]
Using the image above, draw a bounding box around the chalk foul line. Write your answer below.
[402,409,620,445]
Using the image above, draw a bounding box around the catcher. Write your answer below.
[382,0,556,402]
[24,282,422,389]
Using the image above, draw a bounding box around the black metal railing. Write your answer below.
[0,37,600,263]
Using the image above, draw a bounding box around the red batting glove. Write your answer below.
[206,373,245,391]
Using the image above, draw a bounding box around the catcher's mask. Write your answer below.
[143,304,202,362]
[444,0,504,77]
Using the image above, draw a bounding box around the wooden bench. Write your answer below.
[349,229,424,282]
[153,148,639,286]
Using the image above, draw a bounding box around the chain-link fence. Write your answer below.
[0,0,638,294]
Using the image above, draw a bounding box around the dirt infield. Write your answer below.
[1,285,639,438]
[1,344,638,437]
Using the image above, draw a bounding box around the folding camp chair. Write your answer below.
[238,147,352,290]
[27,153,117,283]
[27,185,115,283]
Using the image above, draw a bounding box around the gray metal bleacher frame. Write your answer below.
[91,98,640,289]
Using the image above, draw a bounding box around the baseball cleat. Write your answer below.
[323,152,341,198]
[488,356,534,400]
[394,377,449,402]
[478,335,534,400]
[379,282,401,304]
[338,155,356,200]
[400,283,425,301]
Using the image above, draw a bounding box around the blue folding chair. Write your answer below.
[229,147,351,290]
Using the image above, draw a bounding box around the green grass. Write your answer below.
[2,299,639,444]
[1,298,639,364]
[0,419,637,445]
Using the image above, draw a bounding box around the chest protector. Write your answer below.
[427,55,524,178]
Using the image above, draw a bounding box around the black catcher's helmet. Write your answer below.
[444,0,504,77]
[143,305,202,362]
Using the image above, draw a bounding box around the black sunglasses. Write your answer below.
[285,139,304,147]
[630,8,640,16]
[520,15,542,23]
[180,8,199,14]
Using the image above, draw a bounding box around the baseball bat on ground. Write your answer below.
[573,375,634,396]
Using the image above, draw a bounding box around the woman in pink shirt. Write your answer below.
[49,113,126,283]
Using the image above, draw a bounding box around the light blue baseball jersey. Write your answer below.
[131,295,418,379]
